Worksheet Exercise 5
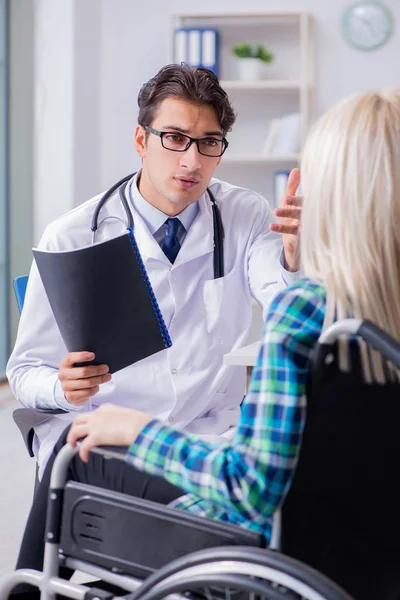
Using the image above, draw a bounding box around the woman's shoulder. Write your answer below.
[287,276,326,298]
[268,277,327,328]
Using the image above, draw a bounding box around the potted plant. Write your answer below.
[232,42,274,81]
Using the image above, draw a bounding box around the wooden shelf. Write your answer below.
[170,11,314,201]
[172,12,307,20]
[221,154,300,164]
[220,80,301,91]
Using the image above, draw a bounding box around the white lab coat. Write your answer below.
[7,176,298,476]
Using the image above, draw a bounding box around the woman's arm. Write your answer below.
[126,279,326,525]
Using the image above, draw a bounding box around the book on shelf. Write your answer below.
[274,170,290,207]
[261,118,281,156]
[174,28,219,76]
[262,113,301,157]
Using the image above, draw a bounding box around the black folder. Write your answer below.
[33,230,172,374]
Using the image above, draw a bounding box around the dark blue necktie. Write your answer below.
[162,218,181,264]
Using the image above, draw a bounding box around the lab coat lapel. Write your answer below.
[95,186,167,262]
[174,194,214,266]
[133,213,169,262]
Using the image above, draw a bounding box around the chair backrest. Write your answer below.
[12,275,29,313]
[282,319,400,600]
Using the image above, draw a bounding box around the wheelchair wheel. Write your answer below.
[130,547,354,600]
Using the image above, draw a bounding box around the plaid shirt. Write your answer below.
[127,278,326,543]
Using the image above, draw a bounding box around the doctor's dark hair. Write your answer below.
[137,64,236,135]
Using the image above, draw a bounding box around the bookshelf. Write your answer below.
[169,11,315,206]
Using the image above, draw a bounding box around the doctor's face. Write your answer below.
[135,97,223,216]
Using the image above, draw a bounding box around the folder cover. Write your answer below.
[33,229,172,374]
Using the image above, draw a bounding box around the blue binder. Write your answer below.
[274,170,290,208]
[174,28,220,77]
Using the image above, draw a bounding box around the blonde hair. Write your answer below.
[301,89,400,382]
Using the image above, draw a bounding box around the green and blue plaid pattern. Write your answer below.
[127,278,326,543]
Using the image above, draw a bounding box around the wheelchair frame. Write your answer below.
[5,317,395,599]
[0,442,353,600]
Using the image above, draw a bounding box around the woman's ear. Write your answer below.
[134,125,147,158]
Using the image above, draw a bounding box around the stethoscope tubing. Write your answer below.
[91,173,224,279]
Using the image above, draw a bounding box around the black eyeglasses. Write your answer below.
[144,126,229,158]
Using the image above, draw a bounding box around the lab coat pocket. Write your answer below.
[203,267,251,347]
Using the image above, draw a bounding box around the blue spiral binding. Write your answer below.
[126,227,172,349]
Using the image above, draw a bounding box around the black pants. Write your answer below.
[14,425,183,596]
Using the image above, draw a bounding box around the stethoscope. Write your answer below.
[91,172,224,279]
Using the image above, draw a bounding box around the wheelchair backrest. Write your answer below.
[282,323,400,599]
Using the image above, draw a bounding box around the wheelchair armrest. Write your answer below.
[13,406,68,458]
[61,481,266,579]
[89,445,130,461]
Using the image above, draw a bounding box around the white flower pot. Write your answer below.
[236,58,263,81]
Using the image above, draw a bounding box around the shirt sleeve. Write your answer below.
[6,227,87,412]
[127,280,326,530]
[246,198,302,316]
[279,249,304,286]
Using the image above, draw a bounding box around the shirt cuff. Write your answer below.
[280,249,303,286]
[53,378,82,411]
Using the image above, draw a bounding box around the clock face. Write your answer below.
[341,1,393,50]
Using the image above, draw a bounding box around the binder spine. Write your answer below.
[126,228,172,349]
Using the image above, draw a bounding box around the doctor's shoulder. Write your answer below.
[37,191,105,252]
[208,177,274,224]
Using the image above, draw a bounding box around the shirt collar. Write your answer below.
[128,171,200,234]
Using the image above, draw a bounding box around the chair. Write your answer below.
[12,275,29,314]
[0,443,353,600]
[281,319,400,600]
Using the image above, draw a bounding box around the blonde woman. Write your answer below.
[12,90,400,600]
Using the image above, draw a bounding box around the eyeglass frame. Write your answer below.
[144,125,229,158]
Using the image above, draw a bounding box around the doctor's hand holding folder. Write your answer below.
[33,228,172,407]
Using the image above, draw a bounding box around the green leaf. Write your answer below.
[232,42,274,63]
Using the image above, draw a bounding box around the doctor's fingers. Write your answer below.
[284,168,301,197]
[274,206,301,220]
[282,194,302,207]
[60,351,96,368]
[60,372,112,388]
[270,222,300,235]
[59,363,110,380]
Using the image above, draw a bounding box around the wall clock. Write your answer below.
[341,1,393,50]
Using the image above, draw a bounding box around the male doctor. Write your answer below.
[7,64,302,476]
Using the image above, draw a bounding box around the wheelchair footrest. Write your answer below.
[60,482,264,579]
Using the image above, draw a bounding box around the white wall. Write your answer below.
[33,0,400,240]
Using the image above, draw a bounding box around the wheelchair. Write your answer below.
[0,441,353,600]
[3,316,400,600]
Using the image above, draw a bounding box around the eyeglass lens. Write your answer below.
[162,133,225,157]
